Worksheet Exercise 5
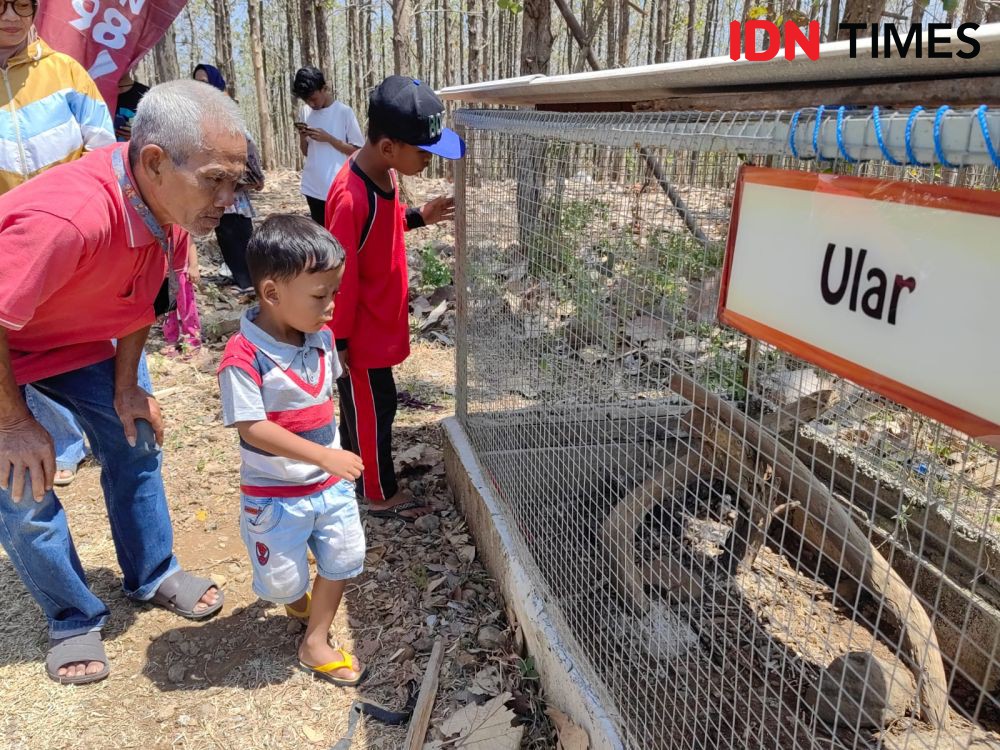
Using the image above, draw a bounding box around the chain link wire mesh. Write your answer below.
[452,107,1000,750]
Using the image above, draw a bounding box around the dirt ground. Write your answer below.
[0,173,554,749]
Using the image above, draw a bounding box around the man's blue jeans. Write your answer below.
[0,356,179,638]
[23,352,153,473]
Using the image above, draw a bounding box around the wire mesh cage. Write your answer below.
[451,107,1000,750]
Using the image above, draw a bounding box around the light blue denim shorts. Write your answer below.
[239,479,366,604]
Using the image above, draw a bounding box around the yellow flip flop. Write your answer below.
[284,592,311,623]
[299,648,368,687]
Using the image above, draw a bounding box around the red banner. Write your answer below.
[36,0,187,114]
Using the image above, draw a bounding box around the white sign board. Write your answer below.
[720,166,1000,441]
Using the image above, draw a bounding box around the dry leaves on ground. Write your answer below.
[425,692,524,749]
[545,706,591,750]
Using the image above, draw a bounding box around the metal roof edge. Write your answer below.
[438,23,1000,104]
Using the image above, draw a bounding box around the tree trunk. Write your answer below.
[468,0,479,82]
[458,0,466,83]
[685,0,696,59]
[617,0,629,65]
[444,0,453,83]
[699,0,716,57]
[432,0,440,85]
[153,24,180,84]
[655,0,667,61]
[348,1,363,109]
[347,1,357,106]
[363,0,375,90]
[606,0,616,67]
[286,0,299,73]
[666,372,950,730]
[213,0,236,93]
[315,0,334,77]
[248,0,276,168]
[837,0,886,39]
[521,0,554,74]
[393,0,415,74]
[479,0,493,81]
[414,0,426,80]
[299,0,316,64]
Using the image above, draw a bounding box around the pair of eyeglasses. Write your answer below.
[1,0,36,18]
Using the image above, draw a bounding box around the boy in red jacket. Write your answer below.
[325,76,464,521]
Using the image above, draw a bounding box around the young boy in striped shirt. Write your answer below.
[217,214,367,687]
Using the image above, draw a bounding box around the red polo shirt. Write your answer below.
[0,144,189,385]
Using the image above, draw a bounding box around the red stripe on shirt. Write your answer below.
[265,400,334,433]
[241,475,340,498]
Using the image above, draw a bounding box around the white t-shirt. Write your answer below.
[299,101,364,200]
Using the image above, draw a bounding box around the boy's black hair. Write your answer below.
[292,66,326,100]
[366,120,393,144]
[246,214,345,288]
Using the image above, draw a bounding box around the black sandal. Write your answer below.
[365,499,434,523]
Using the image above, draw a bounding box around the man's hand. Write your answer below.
[321,449,364,481]
[304,127,336,146]
[114,385,164,449]
[0,415,55,502]
[187,246,201,287]
[420,195,456,226]
[337,349,350,379]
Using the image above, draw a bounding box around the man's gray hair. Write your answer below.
[129,80,246,165]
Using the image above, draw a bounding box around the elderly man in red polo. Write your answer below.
[0,80,247,685]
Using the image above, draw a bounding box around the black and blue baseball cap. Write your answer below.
[368,76,465,160]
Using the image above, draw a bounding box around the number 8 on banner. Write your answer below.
[70,0,133,51]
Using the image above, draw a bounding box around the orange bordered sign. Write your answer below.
[719,165,1000,443]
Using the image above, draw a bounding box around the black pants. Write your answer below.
[215,214,253,290]
[306,196,326,226]
[336,366,397,501]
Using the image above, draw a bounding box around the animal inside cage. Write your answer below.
[446,107,1000,750]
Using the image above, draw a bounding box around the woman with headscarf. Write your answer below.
[1,0,116,485]
[193,64,264,295]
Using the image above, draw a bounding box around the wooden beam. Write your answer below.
[404,639,445,750]
[532,74,1000,112]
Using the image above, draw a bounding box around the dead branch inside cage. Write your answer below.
[454,107,1000,750]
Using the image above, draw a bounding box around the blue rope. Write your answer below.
[788,109,803,160]
[976,105,1000,168]
[812,104,826,160]
[905,106,928,167]
[872,106,902,166]
[835,106,857,163]
[932,105,957,168]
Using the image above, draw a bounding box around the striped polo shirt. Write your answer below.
[217,308,343,498]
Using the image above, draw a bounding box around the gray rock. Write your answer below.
[415,514,441,533]
[807,652,916,729]
[413,636,435,653]
[167,664,186,683]
[477,625,505,650]
[167,630,183,644]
